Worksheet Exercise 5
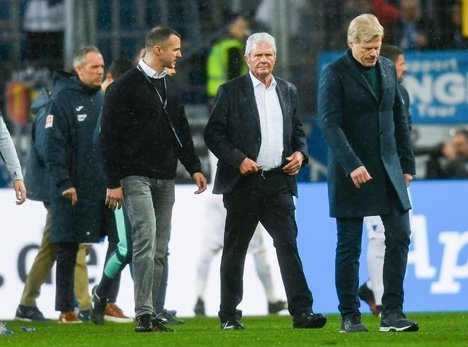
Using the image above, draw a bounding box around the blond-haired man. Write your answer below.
[318,14,418,333]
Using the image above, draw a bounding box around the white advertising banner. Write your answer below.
[0,187,285,320]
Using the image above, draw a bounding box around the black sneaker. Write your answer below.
[268,300,287,314]
[156,309,184,324]
[194,297,205,316]
[293,312,327,329]
[358,283,382,316]
[135,314,153,333]
[91,286,107,325]
[340,315,368,333]
[151,317,174,332]
[221,319,245,330]
[78,310,92,321]
[15,305,48,321]
[380,313,419,332]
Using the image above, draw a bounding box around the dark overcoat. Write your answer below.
[204,73,308,196]
[44,72,115,243]
[318,50,415,218]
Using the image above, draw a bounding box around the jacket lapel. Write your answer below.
[275,79,289,155]
[344,51,377,101]
[243,73,261,130]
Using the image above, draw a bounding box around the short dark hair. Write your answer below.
[108,59,133,80]
[379,44,403,64]
[145,26,180,50]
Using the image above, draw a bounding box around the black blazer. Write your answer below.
[204,73,308,196]
[318,50,415,218]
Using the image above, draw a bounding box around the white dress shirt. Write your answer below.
[138,58,167,79]
[250,71,284,170]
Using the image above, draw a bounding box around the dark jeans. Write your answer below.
[219,173,312,322]
[335,203,411,318]
[55,242,79,312]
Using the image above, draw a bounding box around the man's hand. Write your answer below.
[62,187,78,206]
[239,158,261,176]
[13,179,27,205]
[105,187,123,210]
[283,151,305,176]
[350,166,373,188]
[404,173,413,187]
[192,172,208,194]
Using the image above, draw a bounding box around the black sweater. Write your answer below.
[100,67,202,188]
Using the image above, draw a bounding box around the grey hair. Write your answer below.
[245,32,276,57]
[73,46,101,68]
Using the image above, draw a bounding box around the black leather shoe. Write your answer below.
[340,315,368,333]
[135,314,153,333]
[293,312,327,329]
[380,313,419,332]
[221,319,245,330]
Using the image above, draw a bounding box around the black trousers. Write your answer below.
[335,195,411,318]
[55,242,79,312]
[218,172,312,322]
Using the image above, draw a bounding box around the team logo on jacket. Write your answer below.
[77,114,87,122]
[45,115,53,128]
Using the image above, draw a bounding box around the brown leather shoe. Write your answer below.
[58,311,82,324]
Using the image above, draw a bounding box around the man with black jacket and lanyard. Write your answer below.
[100,26,207,333]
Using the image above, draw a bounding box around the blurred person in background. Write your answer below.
[389,0,439,50]
[206,13,249,105]
[91,59,134,325]
[0,112,26,204]
[441,129,468,178]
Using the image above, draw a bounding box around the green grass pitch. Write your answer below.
[1,312,467,347]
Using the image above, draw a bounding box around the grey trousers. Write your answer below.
[121,176,175,318]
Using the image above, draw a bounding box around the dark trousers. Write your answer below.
[219,173,312,322]
[335,203,410,318]
[55,242,79,312]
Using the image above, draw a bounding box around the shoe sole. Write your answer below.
[58,321,82,324]
[293,317,327,329]
[104,316,133,323]
[379,325,419,332]
[15,317,33,322]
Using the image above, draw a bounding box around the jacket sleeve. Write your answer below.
[0,113,23,181]
[204,85,247,169]
[393,70,416,175]
[289,84,309,164]
[44,98,74,193]
[100,84,126,188]
[177,103,203,176]
[318,64,363,176]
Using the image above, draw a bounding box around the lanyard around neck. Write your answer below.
[137,65,183,148]
[137,65,168,109]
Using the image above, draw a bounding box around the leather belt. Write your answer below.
[258,167,284,178]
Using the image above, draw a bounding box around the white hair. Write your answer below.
[244,32,276,57]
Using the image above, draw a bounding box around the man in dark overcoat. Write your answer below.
[44,46,116,323]
[318,14,418,333]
